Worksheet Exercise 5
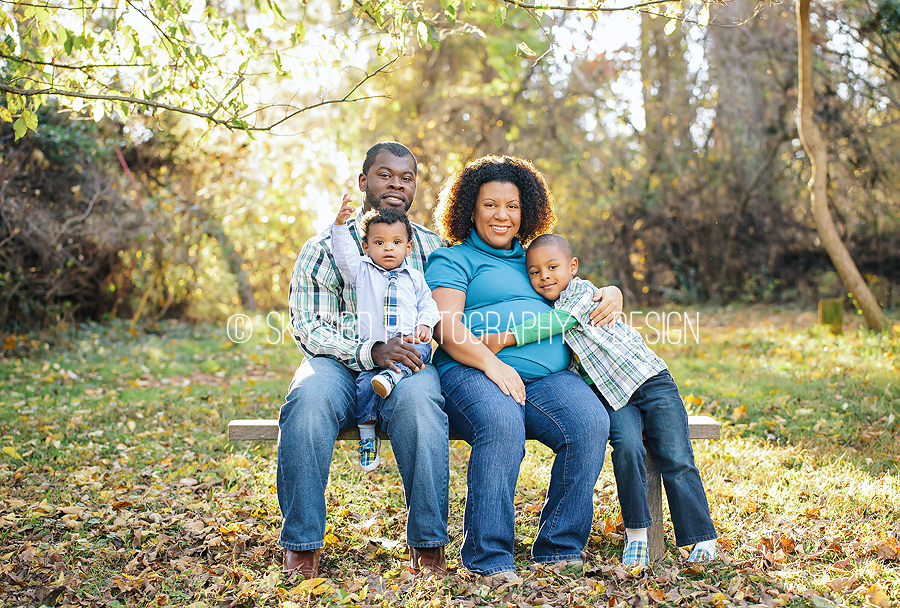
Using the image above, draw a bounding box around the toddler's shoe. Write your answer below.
[371,372,396,399]
[622,540,649,567]
[688,545,717,562]
[359,437,381,471]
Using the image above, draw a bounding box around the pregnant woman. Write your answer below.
[425,155,621,580]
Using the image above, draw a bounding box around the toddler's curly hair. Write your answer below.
[360,206,413,242]
[433,155,556,246]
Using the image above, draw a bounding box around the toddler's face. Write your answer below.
[526,244,578,301]
[363,222,412,270]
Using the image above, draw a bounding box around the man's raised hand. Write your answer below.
[334,193,355,225]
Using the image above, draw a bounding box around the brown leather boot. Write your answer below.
[409,546,446,575]
[284,548,321,577]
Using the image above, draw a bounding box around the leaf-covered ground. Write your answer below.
[0,307,898,607]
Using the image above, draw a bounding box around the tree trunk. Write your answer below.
[796,0,887,331]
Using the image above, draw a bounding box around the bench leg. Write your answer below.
[645,447,664,561]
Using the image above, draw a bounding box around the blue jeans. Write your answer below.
[356,342,433,425]
[603,370,717,546]
[277,357,449,551]
[441,366,609,575]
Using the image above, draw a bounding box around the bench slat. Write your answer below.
[228,415,721,442]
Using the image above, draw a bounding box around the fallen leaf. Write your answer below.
[648,589,666,603]
[865,584,890,608]
[296,577,332,595]
[781,536,795,554]
[34,585,66,605]
[825,574,858,593]
[2,446,23,460]
[875,538,899,560]
[803,506,822,518]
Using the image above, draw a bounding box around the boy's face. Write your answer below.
[526,244,578,301]
[363,221,412,270]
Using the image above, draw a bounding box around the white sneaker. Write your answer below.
[371,373,396,399]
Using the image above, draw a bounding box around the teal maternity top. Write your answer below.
[425,231,570,379]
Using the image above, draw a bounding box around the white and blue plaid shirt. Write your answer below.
[512,277,667,411]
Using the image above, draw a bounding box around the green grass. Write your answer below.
[0,306,898,607]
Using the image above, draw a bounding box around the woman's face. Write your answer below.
[473,181,521,250]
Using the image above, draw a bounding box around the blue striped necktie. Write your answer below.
[383,270,399,334]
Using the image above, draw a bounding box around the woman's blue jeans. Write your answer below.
[604,370,717,546]
[441,366,609,575]
[277,357,450,551]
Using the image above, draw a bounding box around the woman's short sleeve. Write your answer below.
[425,246,470,293]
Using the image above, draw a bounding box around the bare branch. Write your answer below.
[501,0,755,28]
[502,0,670,13]
[0,0,118,8]
[0,53,152,70]
[208,76,245,118]
[0,60,398,132]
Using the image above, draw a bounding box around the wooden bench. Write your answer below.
[228,415,720,561]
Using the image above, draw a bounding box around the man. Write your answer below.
[279,142,449,577]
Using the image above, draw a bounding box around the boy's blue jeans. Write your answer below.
[355,342,432,425]
[602,370,717,546]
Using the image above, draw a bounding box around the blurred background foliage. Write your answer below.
[2,0,899,331]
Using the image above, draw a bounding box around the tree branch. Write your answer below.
[241,57,401,130]
[1,59,399,132]
[0,53,151,70]
[503,0,670,12]
[0,0,118,8]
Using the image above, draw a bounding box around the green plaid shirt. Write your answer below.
[287,210,445,371]
[511,276,667,411]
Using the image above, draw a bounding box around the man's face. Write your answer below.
[526,244,578,301]
[359,151,417,212]
[362,221,413,271]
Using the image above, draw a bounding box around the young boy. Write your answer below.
[479,233,718,566]
[332,195,439,471]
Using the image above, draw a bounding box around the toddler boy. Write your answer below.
[332,195,439,471]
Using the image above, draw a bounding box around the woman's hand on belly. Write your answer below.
[483,359,526,405]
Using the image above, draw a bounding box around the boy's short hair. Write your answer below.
[528,234,573,260]
[360,207,413,242]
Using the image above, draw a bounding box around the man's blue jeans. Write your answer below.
[355,342,433,425]
[441,366,609,575]
[277,357,449,551]
[604,370,717,546]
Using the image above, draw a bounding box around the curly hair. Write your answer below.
[360,206,413,242]
[434,155,556,246]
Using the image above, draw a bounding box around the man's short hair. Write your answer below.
[362,142,418,176]
[360,206,414,242]
[528,234,573,260]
